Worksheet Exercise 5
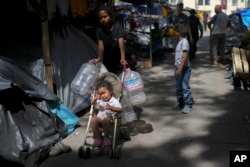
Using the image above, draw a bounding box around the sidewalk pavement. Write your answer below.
[39,30,250,167]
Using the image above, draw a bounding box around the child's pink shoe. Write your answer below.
[103,137,112,147]
[93,138,103,147]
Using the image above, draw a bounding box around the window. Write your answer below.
[205,0,210,5]
[232,0,238,5]
[198,0,203,5]
[169,0,176,6]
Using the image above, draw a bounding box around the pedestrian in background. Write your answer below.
[172,24,194,114]
[188,9,203,61]
[145,21,164,60]
[203,12,209,31]
[207,5,229,65]
[89,6,127,75]
[167,1,193,48]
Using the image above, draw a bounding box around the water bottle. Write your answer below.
[122,67,146,106]
[71,62,98,95]
[121,88,136,123]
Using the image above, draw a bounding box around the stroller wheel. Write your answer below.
[84,147,91,159]
[78,146,84,159]
[78,146,91,159]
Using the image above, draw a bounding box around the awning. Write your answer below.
[120,0,151,5]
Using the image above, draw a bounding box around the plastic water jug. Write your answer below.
[121,88,136,123]
[122,67,146,106]
[71,62,98,95]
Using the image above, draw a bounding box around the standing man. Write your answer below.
[203,12,209,31]
[167,1,193,48]
[207,5,229,65]
[188,9,203,61]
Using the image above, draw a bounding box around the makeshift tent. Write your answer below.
[0,1,98,166]
[49,20,98,113]
[0,56,67,167]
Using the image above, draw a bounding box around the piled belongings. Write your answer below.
[0,56,69,167]
[225,13,248,55]
[224,13,249,86]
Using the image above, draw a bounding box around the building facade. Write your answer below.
[168,0,249,15]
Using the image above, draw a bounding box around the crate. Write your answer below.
[232,47,249,79]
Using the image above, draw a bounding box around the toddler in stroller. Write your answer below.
[78,72,130,159]
[91,80,122,148]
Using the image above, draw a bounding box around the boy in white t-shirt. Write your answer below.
[91,80,122,147]
[172,24,194,114]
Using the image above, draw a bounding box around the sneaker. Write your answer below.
[182,105,192,114]
[93,138,103,147]
[49,145,63,157]
[225,71,232,79]
[172,103,184,110]
[57,142,71,153]
[49,142,72,157]
[103,137,112,147]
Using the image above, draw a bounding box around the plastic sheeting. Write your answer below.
[0,56,67,167]
[49,24,98,113]
[237,9,250,29]
[225,13,248,49]
[26,0,69,21]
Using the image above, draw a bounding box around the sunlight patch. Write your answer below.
[180,143,208,159]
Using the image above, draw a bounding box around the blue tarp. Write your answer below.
[237,9,250,29]
[136,4,163,15]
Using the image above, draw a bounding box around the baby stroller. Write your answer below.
[78,71,130,159]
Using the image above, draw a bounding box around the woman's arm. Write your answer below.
[118,38,126,65]
[89,40,104,63]
[97,40,104,62]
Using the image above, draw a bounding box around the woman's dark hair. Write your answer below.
[95,80,113,92]
[97,5,115,24]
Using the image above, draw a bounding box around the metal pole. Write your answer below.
[149,6,152,66]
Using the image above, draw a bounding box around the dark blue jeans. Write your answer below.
[209,33,226,62]
[174,65,193,105]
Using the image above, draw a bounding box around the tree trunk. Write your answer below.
[42,20,53,92]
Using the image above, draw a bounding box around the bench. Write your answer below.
[232,47,250,79]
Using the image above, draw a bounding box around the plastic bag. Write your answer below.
[47,101,79,135]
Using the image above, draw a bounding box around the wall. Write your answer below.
[180,0,248,16]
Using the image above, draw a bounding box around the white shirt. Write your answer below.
[175,38,190,67]
[96,96,121,120]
